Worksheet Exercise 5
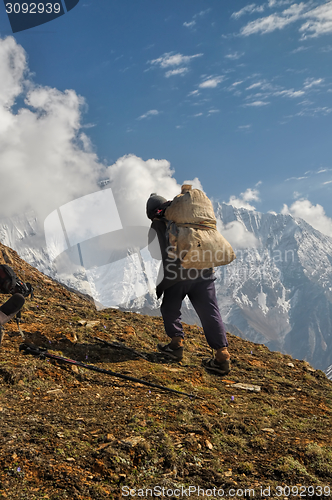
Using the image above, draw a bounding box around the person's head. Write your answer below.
[146,193,167,220]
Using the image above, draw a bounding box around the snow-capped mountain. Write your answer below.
[325,364,332,379]
[1,204,332,374]
[214,204,332,374]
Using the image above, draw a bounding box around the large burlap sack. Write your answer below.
[165,184,215,225]
[165,185,236,269]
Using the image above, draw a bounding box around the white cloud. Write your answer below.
[188,90,200,96]
[268,0,293,6]
[183,177,204,190]
[195,9,211,18]
[244,78,320,104]
[217,219,260,248]
[242,188,260,202]
[149,52,203,69]
[300,1,332,38]
[274,89,305,98]
[106,155,182,226]
[232,81,244,87]
[297,99,314,107]
[81,123,96,129]
[0,36,26,108]
[303,77,324,89]
[246,81,264,90]
[165,67,188,78]
[226,188,260,210]
[239,1,332,39]
[317,168,329,173]
[283,3,308,16]
[199,76,224,88]
[225,52,245,60]
[148,52,203,78]
[240,12,300,36]
[208,109,220,115]
[231,4,265,20]
[323,180,332,185]
[285,175,308,181]
[238,124,252,130]
[294,106,332,117]
[183,21,196,28]
[137,109,159,120]
[291,45,310,53]
[106,157,204,227]
[244,100,270,106]
[281,199,332,237]
[183,9,211,29]
[0,36,102,219]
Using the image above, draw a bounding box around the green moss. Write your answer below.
[249,435,268,449]
[219,434,247,450]
[274,456,316,482]
[237,461,256,474]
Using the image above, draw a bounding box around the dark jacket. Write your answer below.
[148,218,214,298]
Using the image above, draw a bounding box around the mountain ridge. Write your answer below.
[1,239,332,498]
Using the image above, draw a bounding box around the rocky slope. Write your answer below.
[1,241,332,499]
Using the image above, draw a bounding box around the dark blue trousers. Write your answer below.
[160,279,228,350]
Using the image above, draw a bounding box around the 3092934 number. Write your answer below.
[275,485,331,497]
[5,3,61,14]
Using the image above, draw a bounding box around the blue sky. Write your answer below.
[1,0,332,232]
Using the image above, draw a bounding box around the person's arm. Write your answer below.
[148,219,169,260]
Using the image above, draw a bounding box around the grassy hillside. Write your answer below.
[0,242,332,499]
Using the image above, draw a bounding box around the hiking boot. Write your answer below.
[215,347,230,363]
[202,357,230,375]
[157,338,184,361]
[202,347,231,375]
